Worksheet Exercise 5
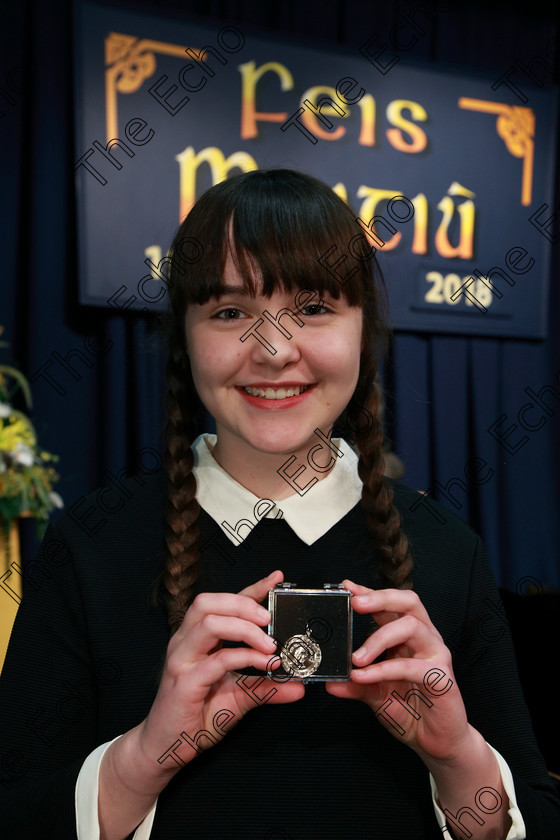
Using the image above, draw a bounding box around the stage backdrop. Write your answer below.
[74,2,558,339]
[2,0,558,594]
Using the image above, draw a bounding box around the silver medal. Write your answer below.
[280,625,322,678]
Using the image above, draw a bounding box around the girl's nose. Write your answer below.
[240,309,304,361]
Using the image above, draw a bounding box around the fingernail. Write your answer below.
[259,607,272,621]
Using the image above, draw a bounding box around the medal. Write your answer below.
[280,624,322,678]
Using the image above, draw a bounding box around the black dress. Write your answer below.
[0,472,558,839]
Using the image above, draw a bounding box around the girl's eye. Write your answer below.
[214,308,246,321]
[301,303,329,316]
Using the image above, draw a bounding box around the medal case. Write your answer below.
[267,583,353,683]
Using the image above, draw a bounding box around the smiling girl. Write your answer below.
[0,169,558,840]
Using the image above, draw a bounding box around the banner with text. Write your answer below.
[74,1,558,337]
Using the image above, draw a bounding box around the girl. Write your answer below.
[0,169,558,840]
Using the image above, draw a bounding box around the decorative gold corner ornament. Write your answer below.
[105,32,205,143]
[458,98,535,206]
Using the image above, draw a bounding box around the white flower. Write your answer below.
[12,442,34,467]
[48,491,64,509]
[0,402,12,418]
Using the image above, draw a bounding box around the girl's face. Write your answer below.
[184,250,363,476]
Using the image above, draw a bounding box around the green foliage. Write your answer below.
[0,328,63,560]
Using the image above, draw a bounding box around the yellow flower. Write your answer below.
[0,413,36,452]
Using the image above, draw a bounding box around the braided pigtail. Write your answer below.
[347,352,413,591]
[160,322,202,634]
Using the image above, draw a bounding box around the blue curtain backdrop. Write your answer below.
[1,0,559,591]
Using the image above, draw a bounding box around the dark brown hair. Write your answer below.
[158,169,412,633]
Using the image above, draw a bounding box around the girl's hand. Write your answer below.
[137,569,305,777]
[326,579,473,763]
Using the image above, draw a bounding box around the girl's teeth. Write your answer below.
[243,385,309,400]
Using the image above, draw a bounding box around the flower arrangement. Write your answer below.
[0,327,63,553]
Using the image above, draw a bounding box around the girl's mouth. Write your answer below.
[242,384,312,400]
[236,383,316,409]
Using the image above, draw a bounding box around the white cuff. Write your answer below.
[75,735,158,839]
[430,743,526,839]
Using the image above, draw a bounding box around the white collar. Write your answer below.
[191,433,362,546]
